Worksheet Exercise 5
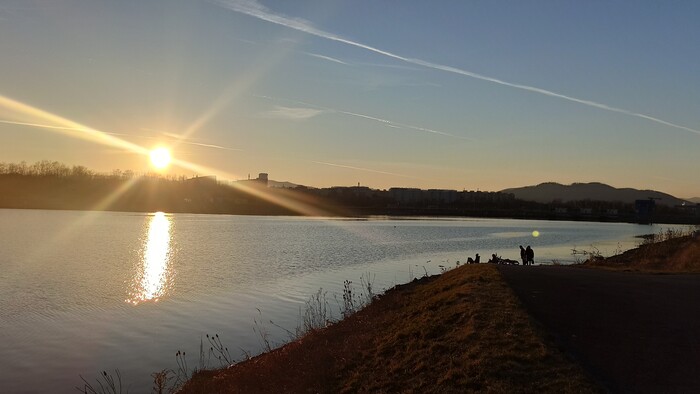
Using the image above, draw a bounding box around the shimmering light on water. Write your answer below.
[128,212,172,304]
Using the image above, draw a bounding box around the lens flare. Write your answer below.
[532,230,540,237]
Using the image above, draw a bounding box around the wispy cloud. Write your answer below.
[261,105,325,120]
[303,51,348,65]
[255,95,470,140]
[232,37,258,45]
[151,129,243,151]
[155,130,189,140]
[176,140,242,151]
[311,161,421,180]
[215,0,700,136]
[354,62,423,72]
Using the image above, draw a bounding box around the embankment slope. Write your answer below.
[584,233,700,272]
[181,265,597,393]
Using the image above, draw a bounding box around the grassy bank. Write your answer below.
[180,265,598,393]
[584,230,700,272]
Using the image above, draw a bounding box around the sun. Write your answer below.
[149,148,172,169]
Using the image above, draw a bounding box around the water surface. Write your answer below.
[0,209,684,393]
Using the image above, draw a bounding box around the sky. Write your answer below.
[1,0,699,197]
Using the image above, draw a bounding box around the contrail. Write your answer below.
[155,130,243,151]
[255,95,470,140]
[214,0,700,136]
[0,120,242,151]
[311,161,422,180]
[0,119,104,133]
[182,141,242,151]
[0,119,144,141]
[335,108,466,139]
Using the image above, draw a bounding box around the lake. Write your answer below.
[0,209,685,393]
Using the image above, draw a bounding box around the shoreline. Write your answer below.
[1,205,696,227]
[179,233,699,392]
[179,264,598,393]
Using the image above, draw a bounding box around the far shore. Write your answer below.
[2,164,698,224]
[3,205,699,227]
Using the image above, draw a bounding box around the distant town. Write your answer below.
[1,161,699,224]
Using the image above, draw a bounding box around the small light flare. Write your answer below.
[150,147,172,169]
[532,230,540,237]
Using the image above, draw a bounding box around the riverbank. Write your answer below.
[180,264,598,393]
[180,233,700,392]
[583,231,700,272]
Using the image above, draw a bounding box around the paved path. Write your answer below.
[498,265,700,393]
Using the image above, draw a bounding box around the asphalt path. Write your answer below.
[498,265,700,393]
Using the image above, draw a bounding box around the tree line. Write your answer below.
[1,160,698,224]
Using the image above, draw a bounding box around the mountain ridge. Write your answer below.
[501,182,688,206]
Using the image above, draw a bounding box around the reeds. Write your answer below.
[76,370,124,394]
[77,268,406,392]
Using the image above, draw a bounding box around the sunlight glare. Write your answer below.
[128,212,172,304]
[0,93,338,218]
[150,148,172,169]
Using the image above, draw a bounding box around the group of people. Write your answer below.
[467,245,535,265]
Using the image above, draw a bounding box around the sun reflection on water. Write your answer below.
[127,212,172,305]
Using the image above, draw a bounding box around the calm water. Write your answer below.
[0,209,685,393]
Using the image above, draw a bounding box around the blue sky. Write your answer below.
[1,0,699,197]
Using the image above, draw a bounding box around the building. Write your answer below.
[185,175,217,186]
[389,188,424,204]
[237,173,269,188]
[635,199,656,224]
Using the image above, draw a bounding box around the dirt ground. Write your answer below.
[500,265,700,393]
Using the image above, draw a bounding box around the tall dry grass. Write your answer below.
[180,265,599,393]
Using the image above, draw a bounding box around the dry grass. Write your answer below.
[180,265,599,393]
[584,232,700,272]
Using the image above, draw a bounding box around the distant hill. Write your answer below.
[501,182,687,206]
[687,197,700,204]
[268,180,301,189]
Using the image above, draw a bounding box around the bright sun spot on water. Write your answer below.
[127,212,172,305]
[532,230,540,237]
[150,147,172,169]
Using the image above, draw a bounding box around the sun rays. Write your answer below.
[0,92,339,218]
[0,95,149,155]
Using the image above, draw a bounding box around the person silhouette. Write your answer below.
[526,245,534,265]
[520,245,527,266]
[467,253,481,264]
